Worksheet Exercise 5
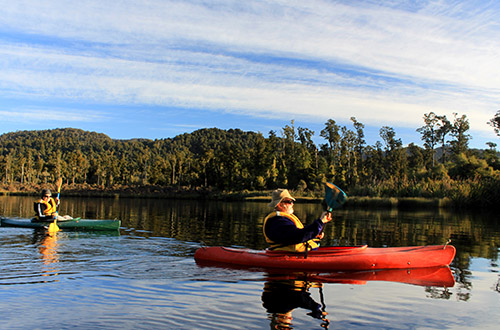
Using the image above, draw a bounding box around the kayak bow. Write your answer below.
[194,244,456,271]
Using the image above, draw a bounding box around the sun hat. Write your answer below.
[268,189,296,208]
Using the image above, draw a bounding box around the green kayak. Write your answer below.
[0,217,121,231]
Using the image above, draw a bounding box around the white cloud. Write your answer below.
[0,108,106,122]
[0,0,499,143]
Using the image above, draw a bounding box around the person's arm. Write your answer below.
[35,202,51,218]
[35,202,44,217]
[315,211,333,239]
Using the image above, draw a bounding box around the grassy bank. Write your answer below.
[244,195,452,209]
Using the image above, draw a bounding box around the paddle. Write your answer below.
[323,182,347,212]
[48,177,62,234]
[315,182,347,246]
[302,182,347,259]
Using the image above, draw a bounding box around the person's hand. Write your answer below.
[320,211,332,224]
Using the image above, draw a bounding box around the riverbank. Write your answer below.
[244,195,452,209]
[1,182,456,210]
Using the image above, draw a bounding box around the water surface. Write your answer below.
[1,196,499,329]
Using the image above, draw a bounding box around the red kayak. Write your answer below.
[194,244,456,271]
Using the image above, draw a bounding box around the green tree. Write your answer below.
[339,126,356,186]
[406,143,425,179]
[296,126,316,188]
[320,119,341,165]
[380,126,401,152]
[484,142,498,168]
[3,153,14,183]
[363,142,385,183]
[380,126,406,180]
[266,131,280,188]
[449,113,471,156]
[350,117,366,180]
[436,115,452,163]
[282,121,298,187]
[488,110,500,137]
[417,112,440,166]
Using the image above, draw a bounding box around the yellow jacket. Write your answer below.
[35,198,58,218]
[263,211,320,252]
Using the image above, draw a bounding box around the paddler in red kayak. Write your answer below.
[263,189,332,252]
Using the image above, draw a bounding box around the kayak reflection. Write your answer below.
[262,276,329,329]
[195,258,456,288]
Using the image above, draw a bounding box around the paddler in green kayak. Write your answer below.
[33,189,72,222]
[263,189,332,252]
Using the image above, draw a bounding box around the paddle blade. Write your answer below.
[48,220,59,234]
[324,182,347,211]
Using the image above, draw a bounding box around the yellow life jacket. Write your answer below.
[36,198,58,216]
[263,211,320,252]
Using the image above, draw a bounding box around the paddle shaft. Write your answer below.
[49,178,63,233]
[55,177,62,211]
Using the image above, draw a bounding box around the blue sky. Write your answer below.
[1,0,499,148]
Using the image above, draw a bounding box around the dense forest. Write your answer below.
[1,111,500,208]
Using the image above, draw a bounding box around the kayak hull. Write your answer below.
[0,217,121,231]
[194,245,456,271]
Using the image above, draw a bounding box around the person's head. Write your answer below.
[269,189,295,214]
[41,189,52,199]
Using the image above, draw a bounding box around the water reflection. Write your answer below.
[195,255,456,329]
[2,195,499,329]
[260,267,455,330]
[2,196,499,254]
[34,231,60,282]
[2,195,499,288]
[262,277,329,329]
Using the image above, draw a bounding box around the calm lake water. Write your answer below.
[1,195,499,330]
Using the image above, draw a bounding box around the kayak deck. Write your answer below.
[194,244,456,271]
[0,217,121,231]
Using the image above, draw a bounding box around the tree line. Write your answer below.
[1,111,499,207]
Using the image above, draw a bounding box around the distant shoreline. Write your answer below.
[0,183,456,210]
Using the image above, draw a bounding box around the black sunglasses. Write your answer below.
[282,200,294,204]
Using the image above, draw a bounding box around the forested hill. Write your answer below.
[1,124,499,207]
[0,128,115,154]
[0,127,270,190]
